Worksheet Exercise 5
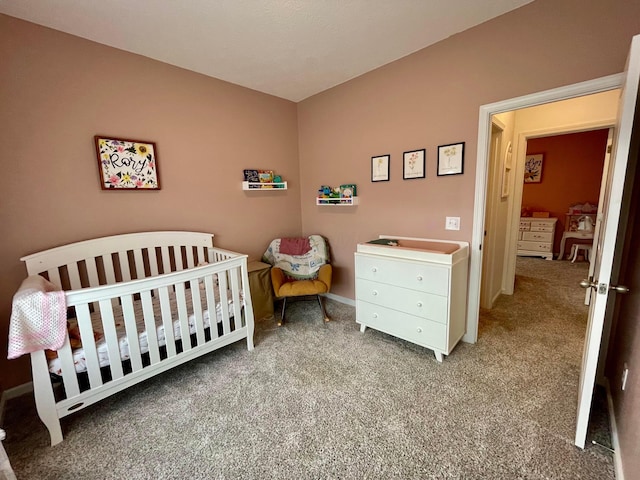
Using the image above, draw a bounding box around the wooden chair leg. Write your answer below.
[318,295,330,323]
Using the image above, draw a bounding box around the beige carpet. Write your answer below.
[2,257,613,479]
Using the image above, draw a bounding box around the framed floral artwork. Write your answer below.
[524,153,543,183]
[371,154,390,182]
[95,136,160,190]
[403,149,425,179]
[437,142,465,176]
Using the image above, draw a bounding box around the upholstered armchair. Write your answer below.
[262,235,332,326]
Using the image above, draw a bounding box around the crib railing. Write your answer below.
[62,258,241,396]
[22,233,255,446]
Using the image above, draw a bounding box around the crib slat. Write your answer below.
[75,303,103,389]
[102,254,117,285]
[85,257,100,288]
[121,295,143,372]
[185,247,195,269]
[174,246,184,271]
[218,272,231,335]
[140,290,160,364]
[230,267,243,328]
[158,286,176,357]
[204,275,218,340]
[148,248,159,277]
[67,262,82,291]
[118,252,132,282]
[133,249,145,280]
[160,247,171,275]
[47,268,62,290]
[174,283,191,352]
[58,336,80,398]
[190,279,206,345]
[99,300,124,380]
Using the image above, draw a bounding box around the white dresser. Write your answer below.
[354,236,469,362]
[517,217,557,260]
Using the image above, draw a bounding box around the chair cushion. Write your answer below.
[276,278,329,296]
[262,235,329,280]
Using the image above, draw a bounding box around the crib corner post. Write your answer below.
[30,350,63,446]
[240,261,255,352]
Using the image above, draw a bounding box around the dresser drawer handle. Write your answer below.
[372,267,378,273]
[416,327,423,333]
[416,302,423,307]
[416,275,423,281]
[372,313,378,319]
[372,290,378,296]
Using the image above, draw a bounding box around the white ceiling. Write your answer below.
[0,0,533,102]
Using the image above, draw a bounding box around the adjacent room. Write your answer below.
[1,1,639,478]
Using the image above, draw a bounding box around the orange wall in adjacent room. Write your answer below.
[522,129,608,254]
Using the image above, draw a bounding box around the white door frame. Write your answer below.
[464,73,624,344]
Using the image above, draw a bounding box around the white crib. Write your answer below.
[19,231,255,446]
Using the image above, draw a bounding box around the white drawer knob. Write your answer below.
[373,313,378,319]
[372,267,378,273]
[417,327,423,333]
[416,275,423,281]
[416,302,423,307]
[372,290,378,296]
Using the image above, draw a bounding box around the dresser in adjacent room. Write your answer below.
[354,236,469,362]
[517,217,557,260]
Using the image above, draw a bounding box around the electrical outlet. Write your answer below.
[622,363,629,391]
[445,217,460,230]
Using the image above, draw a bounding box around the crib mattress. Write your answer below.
[48,283,240,375]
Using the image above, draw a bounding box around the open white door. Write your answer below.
[574,35,640,448]
[583,128,614,306]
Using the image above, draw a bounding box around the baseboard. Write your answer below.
[605,379,625,480]
[324,292,355,307]
[0,382,33,426]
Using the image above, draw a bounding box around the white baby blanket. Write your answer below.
[7,275,67,359]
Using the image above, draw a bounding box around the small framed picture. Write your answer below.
[403,149,425,180]
[524,153,543,183]
[437,142,465,176]
[371,154,390,182]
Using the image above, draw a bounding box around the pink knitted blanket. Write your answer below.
[7,276,67,359]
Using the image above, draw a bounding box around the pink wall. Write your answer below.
[0,14,302,387]
[298,0,640,299]
[522,130,608,255]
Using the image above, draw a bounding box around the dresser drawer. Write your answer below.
[522,231,553,242]
[355,253,449,295]
[355,278,448,323]
[530,222,555,233]
[519,221,531,231]
[517,240,552,252]
[356,300,447,350]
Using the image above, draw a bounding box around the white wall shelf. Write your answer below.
[316,197,359,206]
[243,181,287,190]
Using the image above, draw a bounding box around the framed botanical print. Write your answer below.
[371,154,390,182]
[403,149,425,179]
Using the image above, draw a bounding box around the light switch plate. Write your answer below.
[445,217,460,230]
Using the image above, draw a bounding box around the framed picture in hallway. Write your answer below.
[524,153,544,183]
